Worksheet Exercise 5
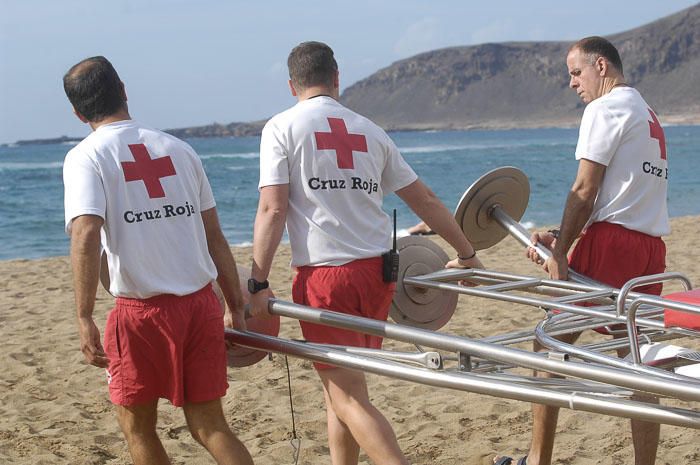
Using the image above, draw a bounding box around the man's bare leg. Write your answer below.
[525,332,581,465]
[322,384,360,465]
[614,335,659,465]
[184,398,254,465]
[318,367,409,465]
[116,400,170,465]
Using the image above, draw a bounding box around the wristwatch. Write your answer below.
[247,278,269,294]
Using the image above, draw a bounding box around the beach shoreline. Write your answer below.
[1,215,699,464]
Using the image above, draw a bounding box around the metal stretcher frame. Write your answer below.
[225,296,700,429]
[225,166,700,429]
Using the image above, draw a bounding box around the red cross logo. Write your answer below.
[647,109,667,160]
[314,117,368,169]
[121,144,177,198]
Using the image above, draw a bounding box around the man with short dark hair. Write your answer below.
[250,41,482,465]
[63,56,254,465]
[497,36,668,465]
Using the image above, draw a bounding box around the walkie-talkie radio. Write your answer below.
[382,209,400,282]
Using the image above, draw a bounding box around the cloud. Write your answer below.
[267,61,286,76]
[393,17,446,58]
[469,18,517,45]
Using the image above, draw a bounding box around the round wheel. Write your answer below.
[390,236,458,330]
[454,166,530,250]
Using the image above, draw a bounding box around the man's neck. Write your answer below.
[602,76,628,96]
[89,110,132,131]
[297,85,338,102]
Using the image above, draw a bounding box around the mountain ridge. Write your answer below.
[339,3,700,131]
[12,4,699,145]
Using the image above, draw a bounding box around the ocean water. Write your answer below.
[1,126,698,260]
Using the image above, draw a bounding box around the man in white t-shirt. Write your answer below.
[62,56,253,465]
[497,37,668,465]
[249,42,482,465]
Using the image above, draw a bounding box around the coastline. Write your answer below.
[7,115,700,146]
[2,215,700,464]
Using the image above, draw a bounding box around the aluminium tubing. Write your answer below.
[534,316,693,382]
[403,277,667,331]
[226,328,700,429]
[265,299,700,401]
[489,206,601,286]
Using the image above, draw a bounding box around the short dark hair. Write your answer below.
[287,41,338,90]
[63,56,126,122]
[570,36,624,75]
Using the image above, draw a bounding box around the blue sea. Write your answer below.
[1,126,699,261]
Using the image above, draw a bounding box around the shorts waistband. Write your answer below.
[297,256,383,272]
[587,222,661,239]
[115,283,213,309]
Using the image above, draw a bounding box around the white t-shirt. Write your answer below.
[259,96,418,267]
[575,87,670,237]
[64,120,217,298]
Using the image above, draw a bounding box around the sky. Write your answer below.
[1,0,698,144]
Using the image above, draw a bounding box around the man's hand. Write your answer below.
[526,231,556,265]
[544,254,569,281]
[250,288,273,318]
[224,305,247,331]
[445,255,484,270]
[445,255,484,287]
[78,316,108,368]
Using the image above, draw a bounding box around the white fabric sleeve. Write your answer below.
[190,147,216,211]
[258,121,290,189]
[574,102,622,166]
[380,135,418,194]
[63,148,106,234]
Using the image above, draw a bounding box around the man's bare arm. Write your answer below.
[396,179,482,269]
[70,214,108,367]
[250,184,289,316]
[547,158,606,279]
[202,207,246,329]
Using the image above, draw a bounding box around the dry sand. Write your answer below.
[1,216,699,464]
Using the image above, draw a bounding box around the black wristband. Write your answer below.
[547,229,560,239]
[457,251,476,261]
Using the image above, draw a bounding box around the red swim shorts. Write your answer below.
[104,284,228,407]
[293,257,396,370]
[569,222,666,334]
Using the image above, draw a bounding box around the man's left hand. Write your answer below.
[543,254,569,281]
[250,288,273,318]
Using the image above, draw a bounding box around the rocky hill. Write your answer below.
[340,3,700,130]
[164,120,266,139]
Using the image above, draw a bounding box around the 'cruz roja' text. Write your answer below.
[308,176,378,194]
[124,201,196,224]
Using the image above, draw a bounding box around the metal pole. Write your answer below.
[227,329,700,429]
[264,299,700,401]
[489,206,599,286]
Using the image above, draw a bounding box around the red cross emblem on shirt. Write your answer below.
[647,109,667,160]
[121,144,177,198]
[314,117,368,169]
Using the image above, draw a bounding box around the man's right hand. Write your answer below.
[77,316,108,368]
[250,288,273,318]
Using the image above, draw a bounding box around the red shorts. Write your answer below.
[293,257,396,370]
[569,222,666,333]
[104,284,228,407]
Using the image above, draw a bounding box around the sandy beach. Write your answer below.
[1,215,699,465]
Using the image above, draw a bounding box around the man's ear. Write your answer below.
[596,56,607,76]
[288,79,297,97]
[333,70,339,90]
[120,81,128,102]
[73,107,89,124]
